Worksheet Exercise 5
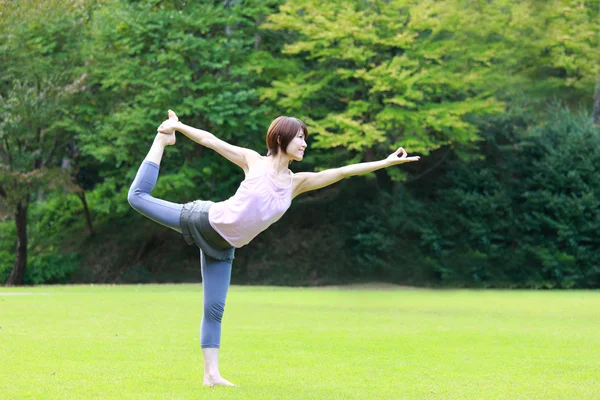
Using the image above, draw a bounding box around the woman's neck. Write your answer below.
[266,154,291,175]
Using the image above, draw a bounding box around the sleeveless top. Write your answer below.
[208,170,294,248]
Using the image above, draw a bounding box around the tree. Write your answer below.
[73,0,284,210]
[259,0,599,176]
[0,0,89,285]
[261,0,504,168]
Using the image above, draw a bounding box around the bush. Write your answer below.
[514,105,600,287]
[0,220,16,283]
[419,103,600,287]
[343,102,599,288]
[0,250,15,283]
[22,252,80,285]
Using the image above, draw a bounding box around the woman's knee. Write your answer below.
[204,300,225,323]
[127,187,144,211]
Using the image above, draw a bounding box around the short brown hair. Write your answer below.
[266,116,308,156]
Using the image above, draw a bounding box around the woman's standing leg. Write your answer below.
[200,250,234,387]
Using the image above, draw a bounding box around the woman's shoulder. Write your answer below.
[245,155,267,175]
[249,154,267,166]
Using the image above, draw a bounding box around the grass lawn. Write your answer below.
[0,285,599,399]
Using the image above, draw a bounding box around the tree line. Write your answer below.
[0,0,598,287]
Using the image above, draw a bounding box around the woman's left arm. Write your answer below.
[293,147,420,197]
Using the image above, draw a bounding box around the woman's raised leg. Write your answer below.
[127,132,182,232]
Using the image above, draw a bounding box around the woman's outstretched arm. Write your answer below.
[157,110,260,173]
[293,147,419,197]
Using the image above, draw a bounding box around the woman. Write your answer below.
[127,110,420,387]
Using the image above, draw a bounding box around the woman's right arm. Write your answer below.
[158,110,260,173]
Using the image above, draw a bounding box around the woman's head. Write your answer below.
[266,116,308,159]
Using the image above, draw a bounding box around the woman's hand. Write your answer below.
[386,147,420,165]
[157,109,180,134]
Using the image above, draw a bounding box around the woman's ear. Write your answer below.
[277,135,281,145]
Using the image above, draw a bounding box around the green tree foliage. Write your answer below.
[260,0,599,168]
[0,0,89,285]
[0,0,86,216]
[261,0,508,168]
[499,0,599,102]
[515,105,600,288]
[1,0,598,287]
[76,0,283,212]
[352,102,599,288]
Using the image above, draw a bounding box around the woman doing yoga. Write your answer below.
[127,110,420,387]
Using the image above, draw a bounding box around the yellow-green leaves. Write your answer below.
[260,0,598,163]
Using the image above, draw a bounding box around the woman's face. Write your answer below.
[286,129,307,161]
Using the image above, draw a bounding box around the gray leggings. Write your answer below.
[127,160,231,348]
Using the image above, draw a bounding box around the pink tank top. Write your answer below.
[208,170,293,248]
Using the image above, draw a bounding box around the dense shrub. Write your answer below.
[0,221,16,282]
[340,103,599,288]
[375,103,599,288]
[513,106,600,287]
[22,252,80,285]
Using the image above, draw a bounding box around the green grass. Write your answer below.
[1,285,599,399]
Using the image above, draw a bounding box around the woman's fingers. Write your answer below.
[388,146,420,163]
[394,147,408,158]
[168,109,179,121]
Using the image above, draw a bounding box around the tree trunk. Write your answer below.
[254,33,262,51]
[77,190,95,236]
[6,200,28,286]
[594,83,600,124]
[224,0,232,36]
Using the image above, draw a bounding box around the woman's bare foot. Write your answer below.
[156,109,179,146]
[204,374,235,387]
[155,131,175,146]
